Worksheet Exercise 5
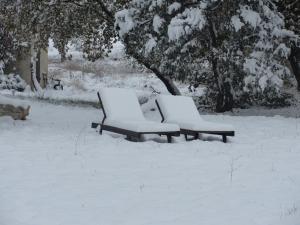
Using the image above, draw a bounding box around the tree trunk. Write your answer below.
[211,58,234,112]
[151,70,181,95]
[215,83,234,112]
[60,52,67,63]
[289,45,300,91]
[208,17,234,112]
[127,51,181,95]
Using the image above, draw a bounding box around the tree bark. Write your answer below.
[289,45,300,91]
[208,16,234,112]
[91,1,180,95]
[211,57,234,112]
[149,68,181,95]
[127,51,181,95]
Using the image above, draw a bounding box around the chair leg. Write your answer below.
[91,122,99,129]
[99,126,103,135]
[126,135,141,142]
[137,134,143,142]
[184,134,188,141]
[222,135,227,143]
[194,133,199,140]
[126,135,132,141]
[167,135,172,143]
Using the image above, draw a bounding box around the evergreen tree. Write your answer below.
[276,0,300,90]
[0,0,296,111]
[115,0,293,111]
[0,22,15,71]
[1,0,117,60]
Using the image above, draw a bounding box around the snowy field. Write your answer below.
[1,40,300,225]
[1,97,300,225]
[0,41,204,105]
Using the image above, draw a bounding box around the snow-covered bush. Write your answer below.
[0,74,27,92]
[3,0,296,110]
[115,0,296,111]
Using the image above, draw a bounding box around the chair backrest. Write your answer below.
[99,88,145,121]
[156,95,202,122]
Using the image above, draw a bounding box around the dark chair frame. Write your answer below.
[155,100,234,143]
[91,92,180,143]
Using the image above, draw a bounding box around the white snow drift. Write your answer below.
[0,98,300,225]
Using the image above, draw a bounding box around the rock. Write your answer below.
[0,104,30,120]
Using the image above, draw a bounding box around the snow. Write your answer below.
[99,88,145,121]
[0,69,204,107]
[240,6,262,28]
[48,39,87,61]
[48,39,60,60]
[149,0,164,10]
[0,94,29,108]
[168,8,206,41]
[115,9,136,38]
[153,15,164,33]
[0,97,300,225]
[99,88,179,133]
[167,2,181,14]
[231,15,244,32]
[1,50,204,106]
[144,37,157,56]
[243,55,284,92]
[0,74,27,91]
[157,95,201,122]
[243,58,257,74]
[176,120,234,132]
[274,43,291,58]
[157,95,234,131]
[108,41,125,60]
[105,119,179,133]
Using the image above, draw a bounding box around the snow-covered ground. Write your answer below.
[1,39,300,225]
[1,97,300,225]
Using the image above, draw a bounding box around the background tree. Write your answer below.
[1,0,296,111]
[115,0,293,111]
[1,0,181,94]
[1,0,117,60]
[276,0,300,90]
[0,0,28,72]
[0,22,15,72]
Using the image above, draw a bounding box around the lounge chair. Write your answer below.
[155,95,235,143]
[91,88,180,143]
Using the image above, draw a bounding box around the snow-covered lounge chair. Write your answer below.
[155,95,235,143]
[91,88,180,143]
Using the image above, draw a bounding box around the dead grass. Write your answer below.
[49,58,150,78]
[68,79,87,91]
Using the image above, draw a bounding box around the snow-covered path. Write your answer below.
[0,99,300,225]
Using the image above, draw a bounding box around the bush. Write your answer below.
[0,74,27,92]
[259,88,294,108]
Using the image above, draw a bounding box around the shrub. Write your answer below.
[0,74,27,92]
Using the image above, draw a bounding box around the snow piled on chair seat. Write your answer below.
[100,88,179,133]
[104,119,179,133]
[177,120,234,132]
[157,95,201,122]
[99,88,145,121]
[157,95,234,131]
